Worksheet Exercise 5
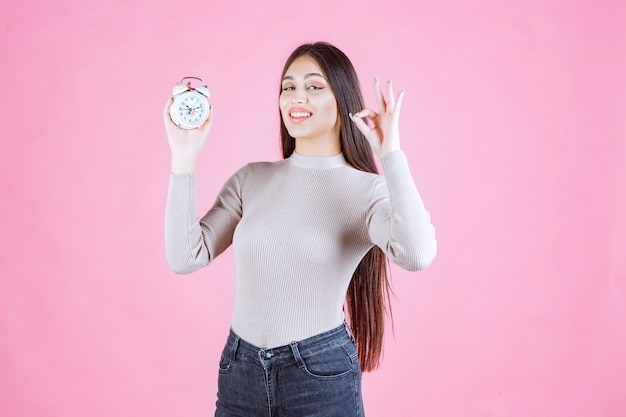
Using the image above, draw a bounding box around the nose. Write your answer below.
[291,90,307,104]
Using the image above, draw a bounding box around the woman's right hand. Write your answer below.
[163,98,214,174]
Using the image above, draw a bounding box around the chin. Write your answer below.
[286,127,308,139]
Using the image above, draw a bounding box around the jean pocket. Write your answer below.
[300,343,356,380]
[218,347,234,374]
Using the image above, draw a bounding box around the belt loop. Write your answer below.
[344,321,356,343]
[289,342,305,369]
[229,335,240,363]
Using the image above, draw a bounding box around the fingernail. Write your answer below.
[401,89,405,94]
[349,112,354,121]
[387,80,392,84]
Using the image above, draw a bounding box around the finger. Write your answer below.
[352,108,377,120]
[393,89,405,118]
[352,108,377,128]
[373,77,386,113]
[164,98,176,126]
[350,111,373,136]
[386,80,395,111]
[164,98,172,117]
[199,104,214,131]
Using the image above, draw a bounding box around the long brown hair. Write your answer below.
[279,42,393,372]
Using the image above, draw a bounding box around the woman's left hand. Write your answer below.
[351,78,404,158]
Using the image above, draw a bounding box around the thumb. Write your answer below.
[350,108,377,136]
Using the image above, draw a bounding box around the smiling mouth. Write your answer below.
[290,111,311,119]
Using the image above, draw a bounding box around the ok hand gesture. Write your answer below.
[350,78,404,158]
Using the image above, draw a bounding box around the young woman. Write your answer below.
[163,42,436,417]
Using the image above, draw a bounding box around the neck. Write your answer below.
[294,128,341,157]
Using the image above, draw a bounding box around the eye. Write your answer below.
[307,85,324,90]
[282,85,294,91]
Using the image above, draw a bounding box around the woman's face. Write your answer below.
[280,55,340,145]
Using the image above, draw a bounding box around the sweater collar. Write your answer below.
[288,152,347,169]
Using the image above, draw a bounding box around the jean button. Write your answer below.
[265,352,272,359]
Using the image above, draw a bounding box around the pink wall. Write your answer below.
[1,1,625,416]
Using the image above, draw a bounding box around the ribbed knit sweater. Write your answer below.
[165,150,436,348]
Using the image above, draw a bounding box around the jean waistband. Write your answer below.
[224,323,355,366]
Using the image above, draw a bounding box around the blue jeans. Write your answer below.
[215,323,364,417]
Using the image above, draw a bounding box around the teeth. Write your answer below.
[290,112,311,118]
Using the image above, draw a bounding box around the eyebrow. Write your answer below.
[282,73,326,81]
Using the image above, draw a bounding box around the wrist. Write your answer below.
[171,154,198,174]
[379,147,402,159]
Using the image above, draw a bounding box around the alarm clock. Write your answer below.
[169,77,211,129]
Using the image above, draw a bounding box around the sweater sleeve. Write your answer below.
[164,166,246,274]
[367,151,437,271]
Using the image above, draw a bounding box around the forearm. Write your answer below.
[379,151,437,270]
[164,174,211,274]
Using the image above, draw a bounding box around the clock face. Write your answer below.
[171,91,209,129]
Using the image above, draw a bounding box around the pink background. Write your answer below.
[1,0,625,416]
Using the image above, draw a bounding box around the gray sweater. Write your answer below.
[165,151,436,348]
